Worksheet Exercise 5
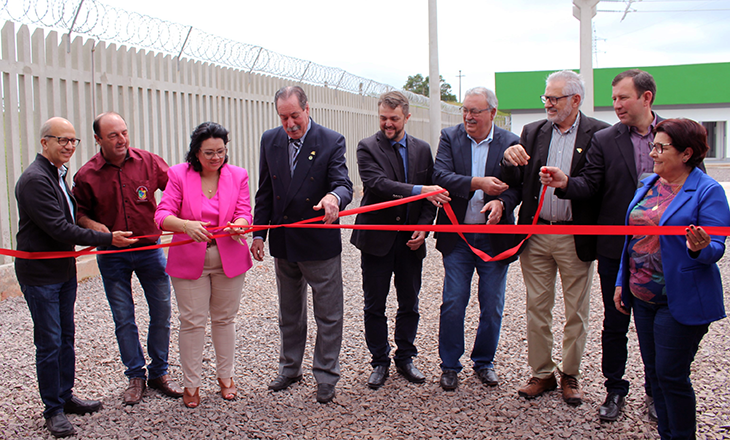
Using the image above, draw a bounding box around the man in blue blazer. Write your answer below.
[433,87,521,391]
[251,86,353,404]
[540,69,665,421]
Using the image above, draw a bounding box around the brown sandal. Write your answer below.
[218,378,237,400]
[183,387,200,408]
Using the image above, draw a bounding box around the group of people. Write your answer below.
[15,70,727,440]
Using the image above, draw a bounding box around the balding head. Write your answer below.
[40,117,77,168]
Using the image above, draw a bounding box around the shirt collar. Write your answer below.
[629,111,658,137]
[553,112,581,134]
[467,123,494,146]
[389,132,408,149]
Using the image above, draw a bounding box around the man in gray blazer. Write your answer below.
[433,87,521,391]
[351,91,450,389]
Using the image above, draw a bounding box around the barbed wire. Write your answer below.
[0,0,461,114]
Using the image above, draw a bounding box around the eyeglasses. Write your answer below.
[201,148,227,159]
[540,94,575,105]
[460,107,491,116]
[44,135,80,147]
[649,141,673,154]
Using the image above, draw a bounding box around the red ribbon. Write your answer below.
[9,189,730,260]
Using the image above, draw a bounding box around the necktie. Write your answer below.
[289,138,302,176]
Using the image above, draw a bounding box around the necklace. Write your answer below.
[652,179,682,211]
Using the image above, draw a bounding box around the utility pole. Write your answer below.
[428,0,441,149]
[573,0,600,116]
[457,70,465,103]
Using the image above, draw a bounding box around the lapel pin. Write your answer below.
[576,148,583,153]
[309,151,315,160]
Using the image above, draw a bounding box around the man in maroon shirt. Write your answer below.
[73,112,183,405]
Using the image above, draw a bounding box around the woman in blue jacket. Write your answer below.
[614,118,729,439]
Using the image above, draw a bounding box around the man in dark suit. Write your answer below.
[501,70,610,406]
[251,86,353,404]
[433,87,521,391]
[540,69,663,421]
[350,91,450,389]
[15,117,135,437]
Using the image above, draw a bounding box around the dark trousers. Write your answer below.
[633,299,707,440]
[21,277,77,419]
[598,254,651,397]
[362,232,423,367]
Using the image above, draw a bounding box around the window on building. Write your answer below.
[701,121,726,160]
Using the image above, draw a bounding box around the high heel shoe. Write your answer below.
[218,378,237,400]
[183,387,200,408]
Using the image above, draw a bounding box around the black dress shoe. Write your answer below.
[316,383,336,403]
[268,374,303,391]
[64,395,103,415]
[599,392,625,422]
[46,413,76,438]
[367,365,389,389]
[396,363,426,384]
[440,370,459,391]
[475,367,499,386]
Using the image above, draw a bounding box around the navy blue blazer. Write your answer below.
[617,167,729,325]
[253,119,353,262]
[433,123,521,260]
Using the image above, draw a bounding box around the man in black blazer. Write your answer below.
[501,70,610,406]
[251,86,353,404]
[433,87,521,391]
[541,70,663,421]
[15,117,135,437]
[350,91,450,389]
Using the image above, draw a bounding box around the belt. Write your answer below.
[206,239,217,248]
[537,218,573,226]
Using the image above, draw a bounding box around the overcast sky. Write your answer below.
[101,0,730,100]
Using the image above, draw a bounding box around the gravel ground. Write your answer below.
[2,209,730,439]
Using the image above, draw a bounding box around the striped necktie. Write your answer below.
[289,138,302,176]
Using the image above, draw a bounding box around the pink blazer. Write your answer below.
[155,163,253,280]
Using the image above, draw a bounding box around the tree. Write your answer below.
[403,74,457,102]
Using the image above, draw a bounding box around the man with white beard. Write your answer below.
[500,70,610,406]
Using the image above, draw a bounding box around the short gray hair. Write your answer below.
[464,87,498,110]
[546,70,585,106]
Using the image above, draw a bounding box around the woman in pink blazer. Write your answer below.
[155,122,253,408]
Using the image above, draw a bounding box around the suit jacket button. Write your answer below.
[276,196,281,200]
[306,198,310,202]
[273,175,277,179]
[283,215,288,220]
[395,216,401,222]
[310,177,315,181]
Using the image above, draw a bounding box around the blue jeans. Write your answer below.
[97,247,171,380]
[21,277,77,419]
[633,299,708,440]
[439,233,508,372]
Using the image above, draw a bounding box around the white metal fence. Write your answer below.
[0,20,463,266]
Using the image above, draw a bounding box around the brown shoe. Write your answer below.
[123,377,146,405]
[148,374,183,398]
[183,387,200,409]
[560,374,583,406]
[518,374,557,399]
